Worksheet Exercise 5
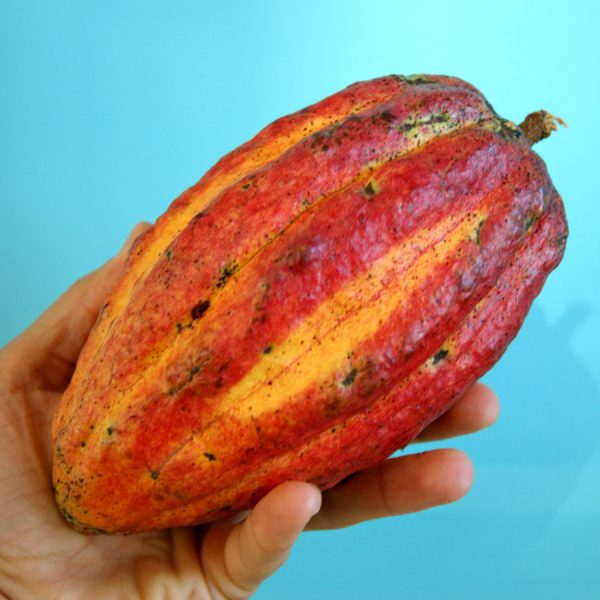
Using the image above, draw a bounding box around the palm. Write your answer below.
[0,253,229,597]
[0,225,499,599]
[1,360,203,596]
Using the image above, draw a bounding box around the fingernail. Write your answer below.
[230,509,251,524]
[306,484,323,517]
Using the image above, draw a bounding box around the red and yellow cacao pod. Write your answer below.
[52,74,568,534]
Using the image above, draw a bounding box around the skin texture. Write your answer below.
[52,75,567,534]
[0,223,499,599]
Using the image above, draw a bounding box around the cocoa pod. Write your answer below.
[52,74,568,534]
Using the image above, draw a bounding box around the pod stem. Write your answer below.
[519,110,567,146]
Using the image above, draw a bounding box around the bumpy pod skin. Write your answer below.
[52,75,568,534]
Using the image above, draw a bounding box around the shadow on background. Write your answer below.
[482,299,598,468]
[412,299,599,464]
[471,300,600,597]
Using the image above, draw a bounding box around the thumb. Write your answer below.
[204,482,322,599]
[3,222,151,390]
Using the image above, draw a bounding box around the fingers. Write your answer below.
[2,222,151,391]
[306,448,472,530]
[302,384,496,531]
[206,482,321,599]
[195,384,497,594]
[415,382,499,442]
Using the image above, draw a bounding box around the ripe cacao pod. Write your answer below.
[52,74,568,534]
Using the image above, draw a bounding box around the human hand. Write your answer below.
[0,223,498,599]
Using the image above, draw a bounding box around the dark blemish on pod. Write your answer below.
[80,441,86,448]
[216,261,238,289]
[191,210,206,223]
[165,249,173,261]
[433,348,449,365]
[341,368,358,387]
[98,301,109,317]
[363,180,380,198]
[204,452,217,461]
[474,219,485,245]
[60,507,77,524]
[151,471,159,480]
[556,234,567,248]
[523,213,539,233]
[188,364,201,381]
[215,376,223,389]
[380,110,396,123]
[263,345,273,354]
[396,113,450,135]
[191,299,210,320]
[498,118,522,141]
[403,75,436,85]
[176,322,193,333]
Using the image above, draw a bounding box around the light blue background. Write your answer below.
[1,1,598,598]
